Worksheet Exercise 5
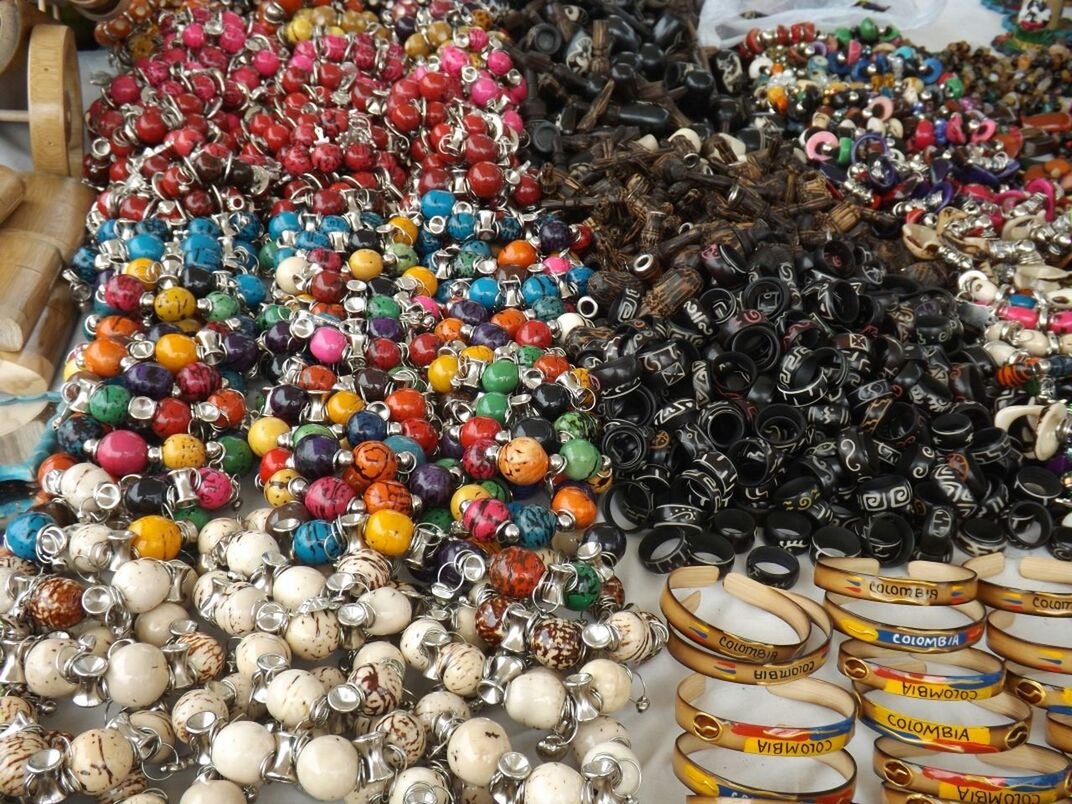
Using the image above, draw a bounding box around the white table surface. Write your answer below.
[2,4,1048,803]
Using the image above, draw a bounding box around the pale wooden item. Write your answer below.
[0,165,24,226]
[0,279,75,394]
[0,0,54,78]
[3,171,94,259]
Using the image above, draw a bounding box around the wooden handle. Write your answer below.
[27,23,83,176]
[0,278,75,395]
[0,231,64,351]
[0,166,25,227]
[0,0,53,78]
[3,172,93,259]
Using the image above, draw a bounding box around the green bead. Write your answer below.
[475,392,509,424]
[533,296,566,322]
[555,411,597,441]
[516,345,543,367]
[174,506,211,531]
[559,438,601,481]
[219,435,254,476]
[292,423,335,445]
[88,384,131,426]
[453,251,481,278]
[942,76,964,99]
[834,27,852,46]
[206,292,240,322]
[259,240,279,268]
[480,479,510,503]
[436,458,460,470]
[858,17,878,42]
[387,243,419,272]
[256,304,291,330]
[881,24,900,41]
[837,137,854,166]
[481,359,519,393]
[565,562,602,610]
[367,295,402,319]
[419,507,453,532]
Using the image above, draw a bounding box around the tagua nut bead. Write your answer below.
[580,659,632,714]
[388,767,449,804]
[106,642,170,708]
[225,530,280,578]
[181,780,247,804]
[0,730,47,796]
[213,720,277,786]
[135,603,189,646]
[113,559,172,613]
[172,688,229,744]
[582,741,641,796]
[572,717,631,762]
[28,576,85,630]
[296,735,360,800]
[129,515,182,560]
[272,566,327,609]
[415,690,470,733]
[505,669,567,730]
[25,638,78,697]
[524,762,585,803]
[376,710,426,765]
[286,610,342,659]
[439,642,485,696]
[215,586,267,636]
[361,586,412,635]
[364,509,414,556]
[236,632,291,677]
[447,717,511,787]
[69,727,135,793]
[267,669,325,727]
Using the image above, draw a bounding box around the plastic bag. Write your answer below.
[698,0,947,47]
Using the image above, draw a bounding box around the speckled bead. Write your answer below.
[235,632,291,677]
[523,762,585,803]
[0,695,33,723]
[572,716,631,762]
[505,669,567,730]
[348,662,403,716]
[400,618,448,671]
[68,727,135,794]
[215,585,268,636]
[24,637,79,697]
[285,610,341,660]
[28,576,86,630]
[180,780,247,804]
[171,688,230,743]
[112,559,171,613]
[438,642,485,697]
[376,710,427,765]
[447,717,511,787]
[388,767,449,804]
[414,690,470,733]
[0,730,48,796]
[129,709,176,762]
[267,669,325,728]
[176,631,227,683]
[530,618,585,671]
[134,603,189,646]
[272,566,327,609]
[604,610,657,663]
[335,549,393,589]
[580,659,633,714]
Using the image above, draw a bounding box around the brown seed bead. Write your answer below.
[474,594,511,647]
[177,631,227,683]
[28,576,86,630]
[0,731,48,796]
[531,618,585,671]
[600,576,626,608]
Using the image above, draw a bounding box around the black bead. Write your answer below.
[123,476,169,515]
[513,416,558,453]
[530,382,572,419]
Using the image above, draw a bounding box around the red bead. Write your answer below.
[515,320,553,348]
[512,173,542,207]
[462,439,498,480]
[388,100,421,132]
[408,332,441,366]
[385,388,426,422]
[310,143,343,173]
[459,416,500,448]
[418,71,450,101]
[309,188,345,215]
[467,161,503,198]
[344,142,375,171]
[309,270,346,303]
[104,274,144,313]
[264,123,291,152]
[134,107,169,145]
[96,430,149,477]
[464,134,498,165]
[118,194,151,221]
[259,447,292,485]
[281,146,313,175]
[151,398,193,439]
[418,166,451,194]
[176,362,221,402]
[489,546,546,597]
[183,190,214,217]
[573,224,593,252]
[401,418,437,456]
[207,388,245,428]
[366,338,402,371]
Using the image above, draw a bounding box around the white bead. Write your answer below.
[215,585,268,636]
[0,730,47,795]
[668,127,701,151]
[276,255,308,295]
[243,507,273,531]
[24,638,78,697]
[348,663,402,716]
[267,668,325,727]
[505,669,566,729]
[286,610,341,659]
[336,549,392,589]
[310,665,347,689]
[400,618,447,671]
[446,717,510,787]
[582,741,641,796]
[604,611,652,663]
[172,688,229,744]
[129,709,175,762]
[459,785,493,804]
[523,762,584,803]
[359,587,412,635]
[67,524,113,573]
[212,720,276,785]
[439,642,484,696]
[376,710,426,764]
[580,658,632,713]
[221,672,254,714]
[106,643,169,708]
[112,559,170,613]
[198,517,242,555]
[273,566,327,610]
[414,690,470,733]
[343,781,386,804]
[122,795,167,804]
[73,623,114,655]
[60,462,111,512]
[180,780,246,804]
[572,717,630,762]
[191,570,228,614]
[235,632,291,677]
[634,134,659,151]
[225,530,279,578]
[297,735,360,800]
[68,727,135,794]
[389,767,448,804]
[353,638,403,668]
[134,603,189,646]
[453,603,484,648]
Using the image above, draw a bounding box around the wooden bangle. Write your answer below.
[27,24,83,177]
[987,610,1072,674]
[964,554,1072,616]
[661,568,812,662]
[814,557,977,605]
[1005,661,1072,712]
[838,640,1006,701]
[675,673,856,756]
[823,592,986,653]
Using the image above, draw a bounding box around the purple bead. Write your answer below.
[264,321,301,354]
[146,323,181,341]
[268,384,309,424]
[447,299,488,326]
[408,463,453,508]
[469,322,509,350]
[367,317,404,342]
[223,332,259,372]
[539,219,573,252]
[435,537,477,585]
[438,429,463,460]
[123,361,174,399]
[293,434,338,478]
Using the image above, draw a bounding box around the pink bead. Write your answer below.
[502,110,523,134]
[293,41,316,60]
[467,28,488,50]
[197,468,233,509]
[253,50,280,77]
[506,78,527,105]
[218,26,246,54]
[1050,311,1072,334]
[486,50,512,77]
[96,430,149,477]
[440,46,468,76]
[142,60,170,87]
[542,256,571,274]
[469,77,501,108]
[109,75,141,105]
[322,35,348,61]
[232,65,262,89]
[290,54,315,72]
[305,477,355,520]
[1001,304,1040,329]
[310,326,348,364]
[220,10,244,28]
[412,295,442,319]
[182,23,205,49]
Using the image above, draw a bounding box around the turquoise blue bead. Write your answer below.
[4,511,54,561]
[295,230,330,250]
[181,233,221,255]
[422,189,455,219]
[522,275,559,306]
[567,266,594,295]
[319,216,349,234]
[384,435,426,466]
[235,274,267,306]
[469,277,500,309]
[228,211,261,240]
[268,211,300,239]
[127,233,165,261]
[293,520,345,565]
[188,217,221,237]
[447,212,476,240]
[97,220,119,242]
[512,504,557,549]
[532,296,566,321]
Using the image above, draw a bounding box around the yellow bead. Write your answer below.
[428,355,458,394]
[451,484,491,520]
[162,434,206,469]
[387,216,418,245]
[286,17,313,42]
[461,345,494,363]
[405,32,431,58]
[425,20,452,45]
[348,248,383,281]
[248,416,290,457]
[326,391,364,425]
[265,468,300,506]
[338,9,366,31]
[364,510,414,557]
[129,515,182,560]
[176,318,201,334]
[155,333,198,374]
[154,287,197,322]
[403,267,437,296]
[123,258,159,287]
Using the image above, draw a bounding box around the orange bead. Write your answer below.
[82,338,128,378]
[155,333,198,374]
[534,354,571,381]
[490,308,526,336]
[298,365,337,391]
[435,317,465,342]
[95,315,139,340]
[552,485,597,529]
[311,302,346,318]
[363,480,412,514]
[38,453,77,488]
[497,239,538,268]
[207,388,246,428]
